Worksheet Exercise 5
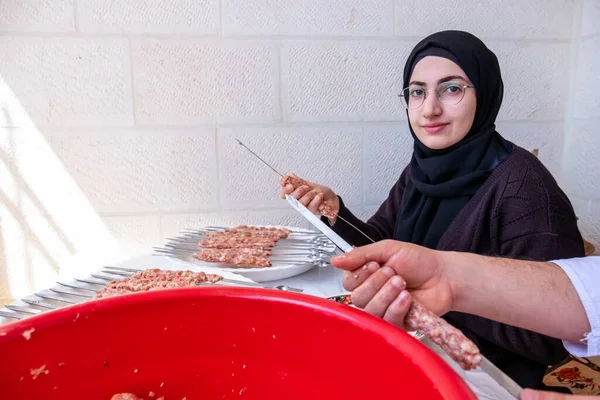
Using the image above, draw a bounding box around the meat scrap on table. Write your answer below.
[193,225,292,268]
[94,269,223,300]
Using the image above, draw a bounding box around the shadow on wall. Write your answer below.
[0,82,117,302]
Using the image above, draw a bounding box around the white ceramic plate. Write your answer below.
[164,225,335,282]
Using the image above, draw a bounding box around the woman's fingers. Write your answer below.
[307,193,324,213]
[299,189,318,207]
[290,185,311,199]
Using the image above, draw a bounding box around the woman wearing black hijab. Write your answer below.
[281,30,585,389]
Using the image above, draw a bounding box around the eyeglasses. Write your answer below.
[398,82,475,110]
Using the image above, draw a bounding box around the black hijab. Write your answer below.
[393,30,513,249]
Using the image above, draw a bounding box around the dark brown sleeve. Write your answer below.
[321,167,410,247]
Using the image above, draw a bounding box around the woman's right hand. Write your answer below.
[279,173,340,218]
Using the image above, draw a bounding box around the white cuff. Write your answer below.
[554,257,600,357]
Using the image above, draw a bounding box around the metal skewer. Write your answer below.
[5,305,42,315]
[22,298,56,309]
[0,310,22,319]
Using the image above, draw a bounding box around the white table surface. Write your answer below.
[1,253,518,399]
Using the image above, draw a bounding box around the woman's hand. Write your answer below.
[279,173,340,218]
[331,240,455,329]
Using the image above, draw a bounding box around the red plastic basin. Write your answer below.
[0,287,476,399]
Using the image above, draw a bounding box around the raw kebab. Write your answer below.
[406,300,481,370]
[94,269,223,299]
[193,225,291,268]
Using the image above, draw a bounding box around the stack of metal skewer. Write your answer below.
[155,226,337,269]
[0,265,307,324]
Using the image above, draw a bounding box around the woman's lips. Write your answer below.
[422,123,449,134]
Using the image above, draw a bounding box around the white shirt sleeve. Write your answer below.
[552,256,600,357]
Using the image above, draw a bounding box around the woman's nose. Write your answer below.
[422,93,442,118]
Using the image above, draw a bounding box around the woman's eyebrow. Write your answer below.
[409,75,469,86]
[438,75,468,84]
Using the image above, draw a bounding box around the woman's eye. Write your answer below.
[443,84,463,94]
[410,88,424,97]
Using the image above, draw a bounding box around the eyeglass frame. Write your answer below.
[398,83,476,110]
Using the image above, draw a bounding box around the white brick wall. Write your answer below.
[395,0,575,40]
[132,39,280,124]
[0,0,596,299]
[283,41,409,121]
[222,0,394,36]
[0,37,133,127]
[77,0,219,35]
[0,0,75,33]
[562,0,600,251]
[49,128,220,213]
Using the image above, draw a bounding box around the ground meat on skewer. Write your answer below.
[404,300,482,370]
[280,175,337,218]
[223,225,291,240]
[196,226,291,267]
[193,248,271,267]
[206,230,287,241]
[94,269,223,299]
[199,235,278,249]
[198,248,272,257]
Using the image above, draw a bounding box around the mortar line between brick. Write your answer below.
[392,0,396,36]
[581,32,600,41]
[214,127,222,211]
[361,124,366,208]
[0,31,573,44]
[9,119,568,132]
[277,43,285,123]
[217,0,224,37]
[72,0,80,33]
[127,37,137,125]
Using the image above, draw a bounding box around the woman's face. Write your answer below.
[407,56,476,150]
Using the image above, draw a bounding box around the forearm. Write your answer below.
[444,252,591,342]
